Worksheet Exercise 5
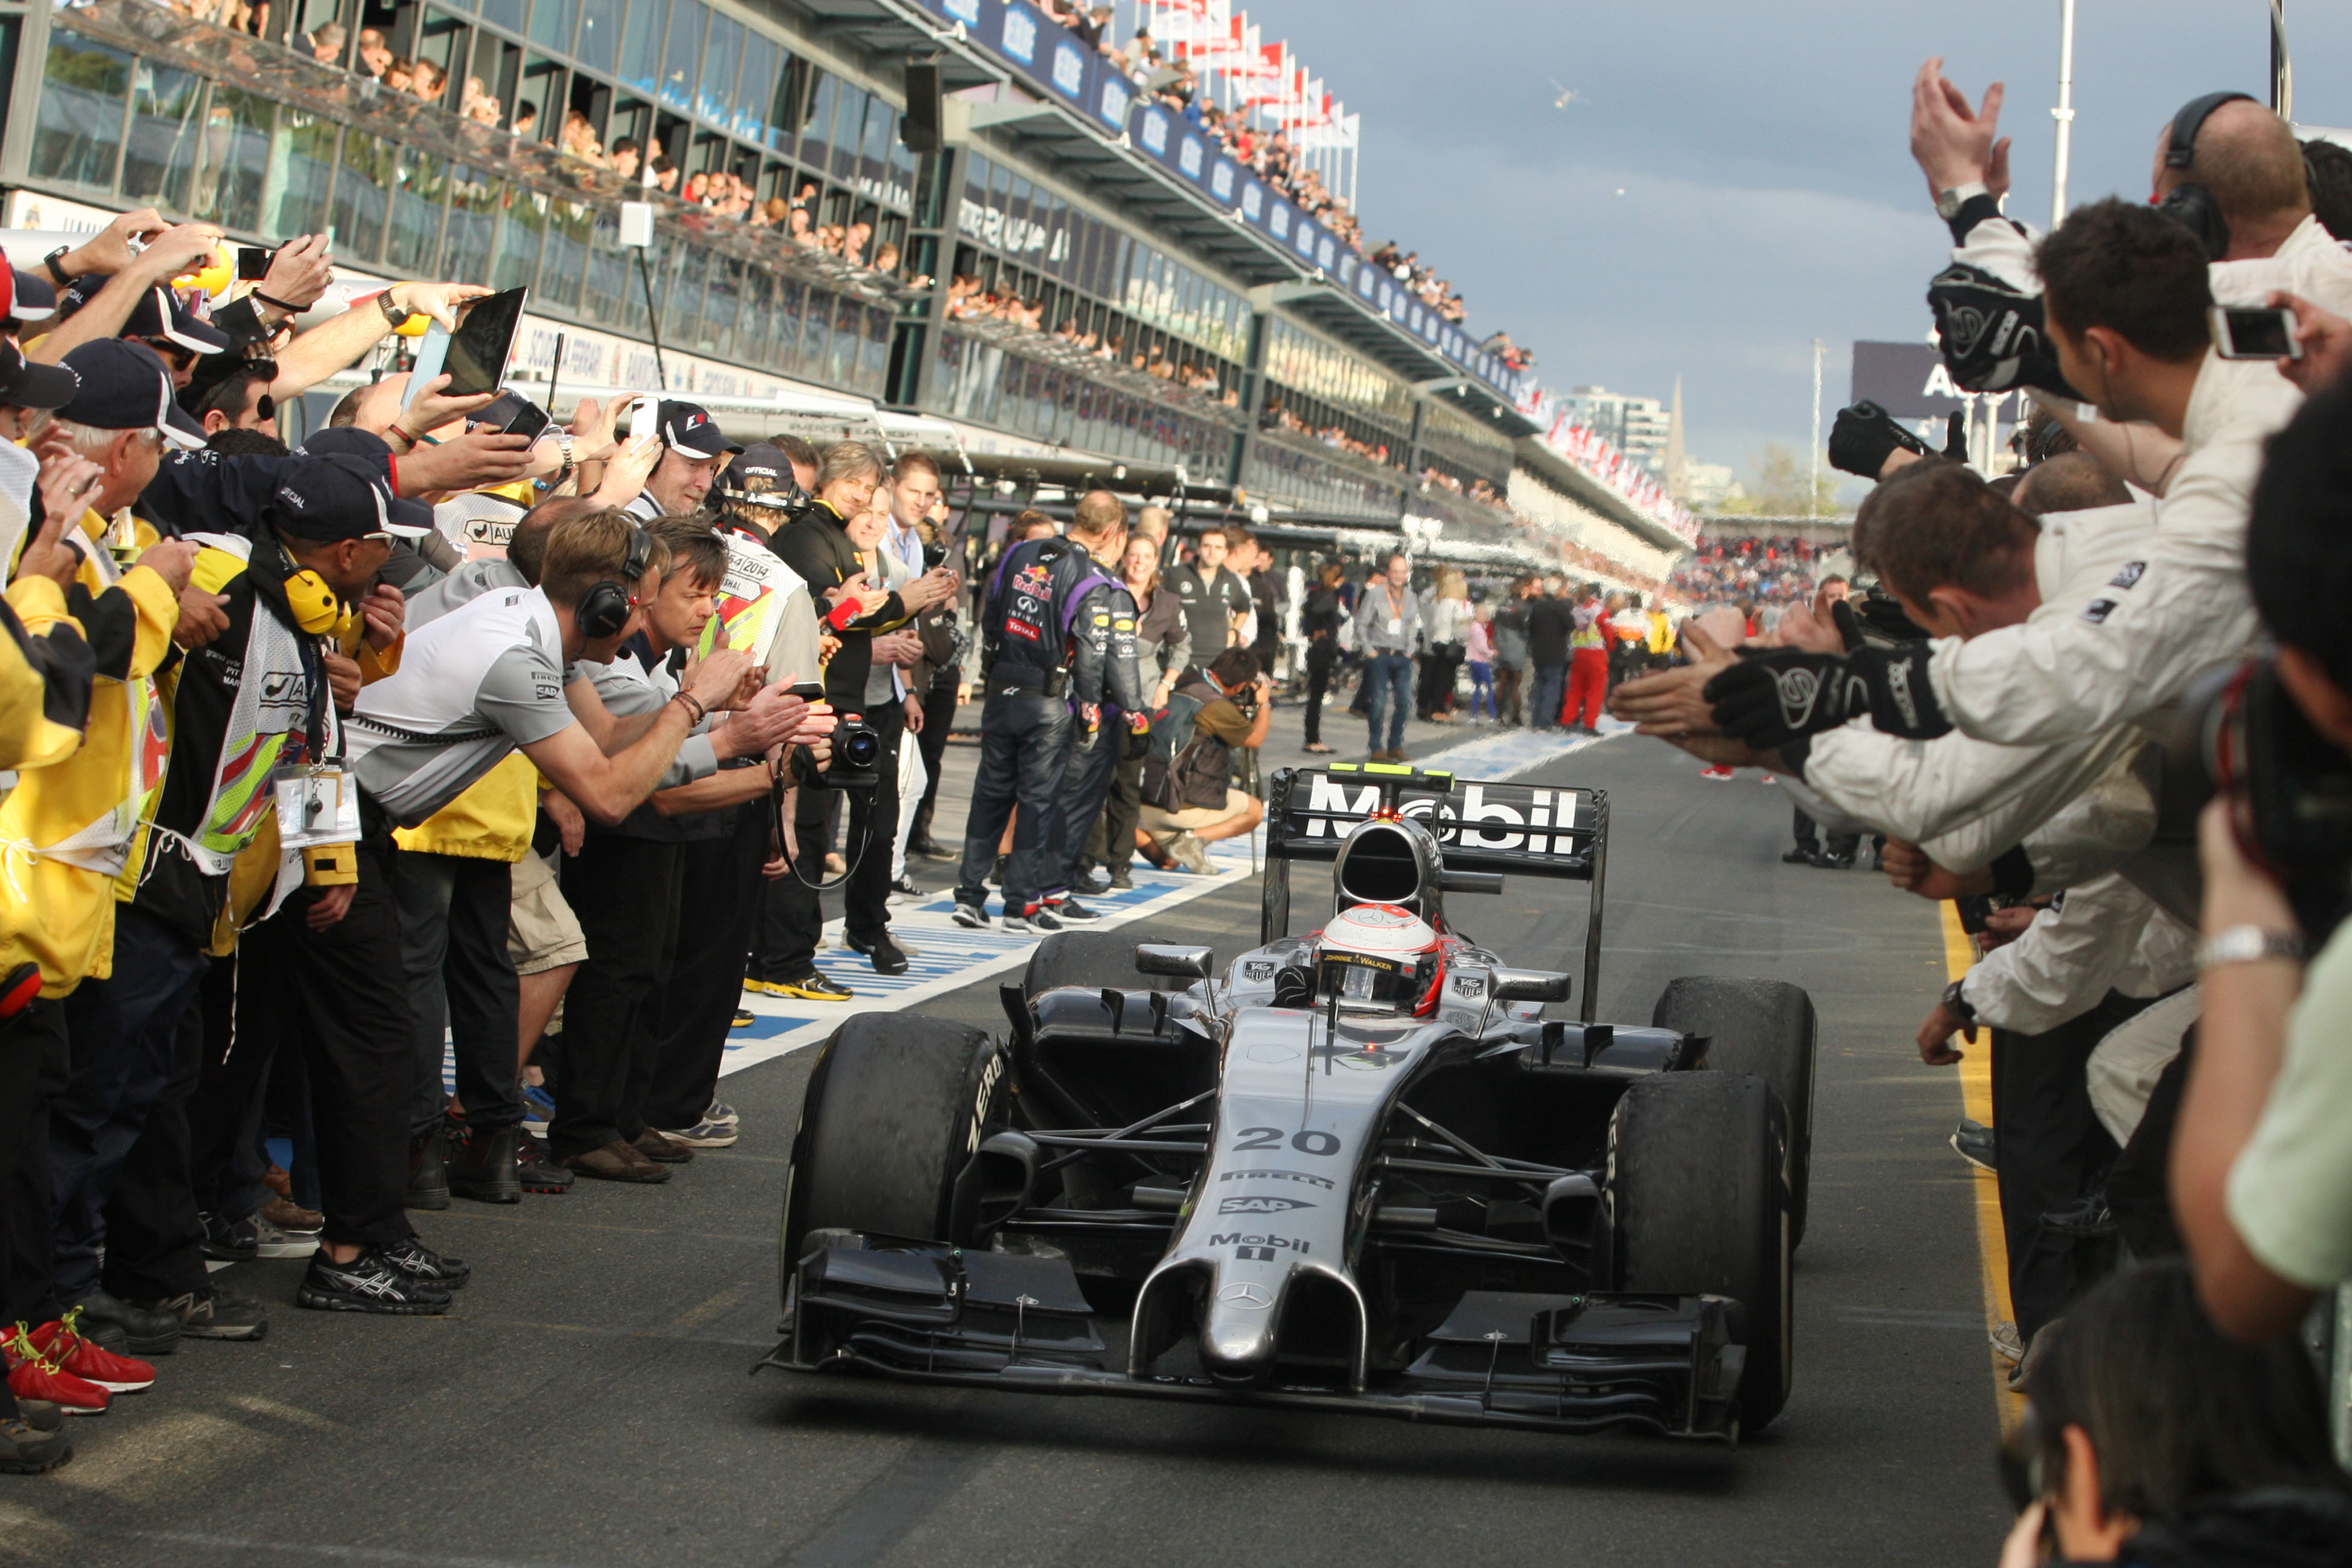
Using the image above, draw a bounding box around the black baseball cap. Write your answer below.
[7,268,55,325]
[264,454,433,541]
[56,339,206,449]
[54,275,232,355]
[297,426,394,460]
[0,340,79,411]
[657,400,733,459]
[723,441,803,507]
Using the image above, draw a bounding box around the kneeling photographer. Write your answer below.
[2172,379,2352,1344]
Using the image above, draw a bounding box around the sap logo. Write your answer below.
[1210,1232,1308,1258]
[1217,1169,1334,1190]
[1218,1195,1313,1216]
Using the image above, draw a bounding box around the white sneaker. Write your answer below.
[1165,831,1214,876]
[253,1215,319,1260]
[1989,1319,2024,1365]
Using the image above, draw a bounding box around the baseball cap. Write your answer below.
[55,275,232,356]
[722,440,804,506]
[265,454,433,541]
[9,269,57,325]
[56,339,206,449]
[656,400,733,459]
[0,340,79,411]
[297,426,393,460]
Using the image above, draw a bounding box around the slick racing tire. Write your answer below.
[1022,930,1184,1002]
[780,1014,1005,1287]
[1609,1071,1793,1431]
[1653,975,1818,1250]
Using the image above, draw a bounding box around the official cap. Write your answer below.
[265,453,433,541]
[56,339,206,448]
[0,339,79,410]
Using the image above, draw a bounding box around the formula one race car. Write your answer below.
[764,765,1817,1442]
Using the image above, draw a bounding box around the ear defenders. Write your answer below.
[2157,90,2256,261]
[577,523,654,639]
[284,568,342,635]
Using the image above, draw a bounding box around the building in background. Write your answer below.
[1558,385,1670,480]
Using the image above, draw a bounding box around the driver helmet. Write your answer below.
[1317,903,1445,1016]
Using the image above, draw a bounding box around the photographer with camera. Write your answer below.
[2172,381,2352,1344]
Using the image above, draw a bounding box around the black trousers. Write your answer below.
[1086,750,1145,877]
[240,838,417,1252]
[1495,663,1525,727]
[552,834,682,1159]
[1302,641,1338,745]
[0,999,70,1330]
[99,989,209,1305]
[764,704,903,973]
[1050,727,1121,898]
[186,955,266,1223]
[955,690,1072,917]
[1990,989,2143,1341]
[641,803,765,1132]
[912,678,959,844]
[389,848,523,1140]
[2109,1024,2194,1260]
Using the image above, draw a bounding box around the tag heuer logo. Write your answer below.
[1243,960,1276,981]
[1452,975,1486,998]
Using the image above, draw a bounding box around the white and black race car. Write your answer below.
[762,765,1817,1442]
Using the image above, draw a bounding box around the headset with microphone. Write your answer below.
[2157,91,2258,262]
[577,523,655,639]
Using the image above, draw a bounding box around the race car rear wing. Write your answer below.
[1260,764,1610,1021]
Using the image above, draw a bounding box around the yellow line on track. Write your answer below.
[1942,901,2024,1431]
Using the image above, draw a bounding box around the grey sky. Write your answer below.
[1264,0,2352,495]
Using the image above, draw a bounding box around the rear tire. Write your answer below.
[1609,1072,1792,1430]
[1652,975,1818,1249]
[780,1015,1005,1288]
[1023,930,1184,1002]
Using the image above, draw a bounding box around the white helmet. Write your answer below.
[1318,903,1445,1016]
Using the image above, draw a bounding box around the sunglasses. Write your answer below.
[138,338,196,372]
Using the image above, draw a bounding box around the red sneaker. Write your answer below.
[4,1331,108,1416]
[1699,765,1735,782]
[30,1310,154,1394]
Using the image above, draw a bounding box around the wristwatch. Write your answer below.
[42,246,73,287]
[1935,180,1991,221]
[1941,977,1977,1028]
[2197,924,2305,972]
[376,289,410,327]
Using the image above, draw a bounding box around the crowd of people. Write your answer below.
[1609,60,2352,1563]
[1667,534,1824,616]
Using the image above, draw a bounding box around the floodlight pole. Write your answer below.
[1808,338,1823,518]
[2050,0,2076,230]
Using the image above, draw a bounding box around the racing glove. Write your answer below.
[1123,713,1152,760]
[1926,261,2082,401]
[1827,400,1931,480]
[1705,644,1952,750]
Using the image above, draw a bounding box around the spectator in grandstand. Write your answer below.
[1353,553,1419,762]
[356,27,391,77]
[2001,1261,2352,1566]
[1299,561,1346,754]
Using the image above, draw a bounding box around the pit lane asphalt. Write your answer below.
[4,735,2008,1568]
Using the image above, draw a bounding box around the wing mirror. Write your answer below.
[1491,967,1572,1004]
[1135,944,1214,982]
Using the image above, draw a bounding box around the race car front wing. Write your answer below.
[762,1244,1748,1442]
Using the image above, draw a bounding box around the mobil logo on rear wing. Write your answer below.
[1265,766,1606,880]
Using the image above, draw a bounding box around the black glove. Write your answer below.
[1941,410,1966,461]
[1925,261,2083,400]
[1705,650,1872,750]
[1855,585,1933,644]
[1123,720,1152,760]
[1828,400,1932,480]
[1829,597,1865,652]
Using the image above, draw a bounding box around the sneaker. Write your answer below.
[1952,1120,1997,1174]
[731,1008,756,1029]
[1031,905,1069,932]
[861,935,909,976]
[4,1333,107,1418]
[560,1140,671,1184]
[28,1312,153,1394]
[1107,866,1134,892]
[382,1236,469,1290]
[950,901,991,930]
[887,875,923,904]
[297,1250,452,1316]
[1989,1319,2025,1366]
[1781,846,1820,866]
[520,1082,558,1130]
[1047,898,1102,923]
[447,1125,521,1204]
[632,1130,695,1165]
[1164,832,1214,876]
[260,1197,323,1236]
[1077,867,1112,895]
[251,1215,319,1261]
[912,836,956,862]
[999,913,1037,935]
[659,1119,740,1149]
[516,1129,573,1194]
[1759,774,1779,785]
[1699,765,1735,782]
[145,1285,267,1342]
[1817,851,1854,869]
[741,978,791,997]
[198,1209,259,1264]
[63,1289,180,1358]
[704,1100,739,1128]
[0,1416,71,1474]
[407,1130,451,1210]
[2042,1193,2115,1237]
[769,970,853,1002]
[15,1399,62,1433]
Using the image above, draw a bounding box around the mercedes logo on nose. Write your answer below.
[1218,1282,1273,1310]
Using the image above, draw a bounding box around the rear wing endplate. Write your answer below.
[1259,765,1610,1021]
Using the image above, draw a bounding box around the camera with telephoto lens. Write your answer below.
[2173,658,2352,940]
[821,719,883,791]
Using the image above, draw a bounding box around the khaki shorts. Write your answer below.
[508,849,587,975]
[1141,788,1254,834]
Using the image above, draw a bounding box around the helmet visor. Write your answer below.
[1318,950,1441,1015]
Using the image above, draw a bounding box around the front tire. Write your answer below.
[1652,975,1818,1249]
[1609,1071,1792,1430]
[1022,930,1185,1002]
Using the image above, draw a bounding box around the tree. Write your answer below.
[1736,442,1840,516]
